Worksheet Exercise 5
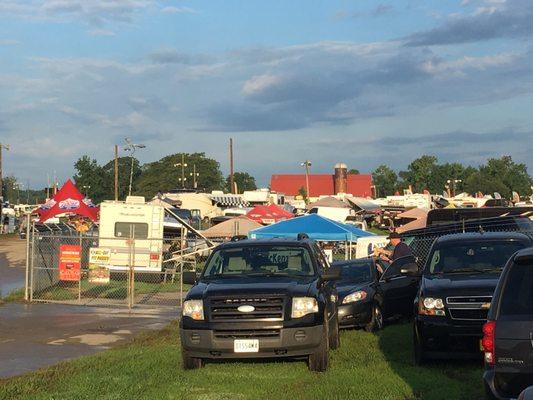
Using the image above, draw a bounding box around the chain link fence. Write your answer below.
[27,229,226,309]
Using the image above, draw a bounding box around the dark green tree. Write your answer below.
[399,155,438,193]
[372,165,398,197]
[135,152,224,198]
[73,156,107,203]
[348,168,360,175]
[226,172,257,193]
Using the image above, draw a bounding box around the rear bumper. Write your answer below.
[338,302,372,328]
[181,325,324,359]
[415,315,483,356]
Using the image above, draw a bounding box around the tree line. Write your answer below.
[372,155,532,198]
[2,154,531,205]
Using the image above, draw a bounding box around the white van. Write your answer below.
[99,196,164,272]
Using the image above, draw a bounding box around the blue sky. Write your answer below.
[1,0,532,189]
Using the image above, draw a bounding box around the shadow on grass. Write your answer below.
[377,322,484,400]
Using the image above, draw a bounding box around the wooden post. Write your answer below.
[114,145,119,201]
[229,138,235,194]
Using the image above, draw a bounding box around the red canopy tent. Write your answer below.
[246,204,294,225]
[36,179,99,223]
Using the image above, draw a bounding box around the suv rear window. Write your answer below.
[500,261,533,316]
[203,246,315,277]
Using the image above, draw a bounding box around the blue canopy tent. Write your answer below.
[248,214,374,242]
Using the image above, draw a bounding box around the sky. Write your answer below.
[1,0,532,189]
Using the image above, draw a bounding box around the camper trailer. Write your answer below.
[99,196,164,272]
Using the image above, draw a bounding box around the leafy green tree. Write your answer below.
[372,165,398,197]
[399,155,438,193]
[465,156,532,197]
[73,156,107,203]
[226,172,257,193]
[348,168,360,175]
[135,152,224,198]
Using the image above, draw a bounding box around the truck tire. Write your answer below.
[329,313,340,350]
[182,350,203,370]
[364,304,383,332]
[308,315,330,372]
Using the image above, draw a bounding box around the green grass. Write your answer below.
[35,279,191,301]
[368,227,390,236]
[0,233,17,241]
[0,322,484,400]
[1,287,25,303]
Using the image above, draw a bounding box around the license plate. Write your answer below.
[234,339,259,353]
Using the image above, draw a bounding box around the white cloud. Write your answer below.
[160,6,196,14]
[0,39,20,46]
[88,29,115,37]
[242,74,283,96]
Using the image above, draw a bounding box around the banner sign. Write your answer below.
[59,245,81,281]
[88,247,110,284]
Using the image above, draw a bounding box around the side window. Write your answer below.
[382,255,416,280]
[114,222,149,239]
[313,245,329,272]
[499,261,533,316]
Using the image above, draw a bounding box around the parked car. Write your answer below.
[482,247,533,400]
[519,387,533,400]
[333,256,419,331]
[412,232,533,365]
[180,237,341,372]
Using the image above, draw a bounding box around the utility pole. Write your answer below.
[174,154,188,188]
[124,138,146,197]
[0,143,10,218]
[300,160,312,200]
[114,145,119,201]
[229,138,235,194]
[190,164,200,189]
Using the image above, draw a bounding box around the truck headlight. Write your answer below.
[342,290,367,304]
[291,297,319,318]
[183,300,204,320]
[419,297,445,316]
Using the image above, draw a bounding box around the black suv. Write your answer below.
[413,232,532,364]
[180,238,341,372]
[483,247,533,400]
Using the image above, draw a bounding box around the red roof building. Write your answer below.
[270,174,373,198]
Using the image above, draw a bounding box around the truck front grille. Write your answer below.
[447,296,492,304]
[213,329,280,339]
[210,296,284,321]
[449,308,489,321]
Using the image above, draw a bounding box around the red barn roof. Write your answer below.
[270,174,373,198]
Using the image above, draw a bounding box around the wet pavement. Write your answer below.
[0,237,26,296]
[0,302,177,378]
[0,237,178,378]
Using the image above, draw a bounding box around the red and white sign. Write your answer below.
[59,244,81,281]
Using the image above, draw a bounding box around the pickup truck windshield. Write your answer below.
[428,241,526,275]
[203,246,315,277]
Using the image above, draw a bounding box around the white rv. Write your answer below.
[99,196,164,272]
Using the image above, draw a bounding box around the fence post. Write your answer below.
[24,213,31,301]
[29,224,35,302]
[180,225,184,307]
[78,233,82,303]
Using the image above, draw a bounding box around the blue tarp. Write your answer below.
[248,214,375,241]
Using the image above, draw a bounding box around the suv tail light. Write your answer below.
[482,320,496,365]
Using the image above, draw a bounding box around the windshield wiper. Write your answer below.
[436,268,486,275]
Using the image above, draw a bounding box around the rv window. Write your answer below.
[114,222,149,239]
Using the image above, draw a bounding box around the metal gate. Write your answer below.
[26,230,218,309]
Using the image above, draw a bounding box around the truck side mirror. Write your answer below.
[319,267,342,286]
[182,271,198,285]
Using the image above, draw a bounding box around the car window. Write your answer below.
[382,255,415,280]
[340,261,373,283]
[114,222,148,239]
[428,241,526,274]
[500,261,533,316]
[203,246,315,277]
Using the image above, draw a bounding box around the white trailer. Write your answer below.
[99,196,164,272]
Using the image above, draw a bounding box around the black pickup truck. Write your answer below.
[412,232,533,364]
[180,237,341,372]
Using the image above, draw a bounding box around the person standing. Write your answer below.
[374,231,412,264]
